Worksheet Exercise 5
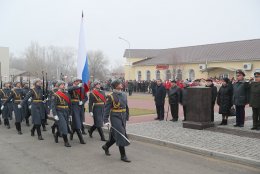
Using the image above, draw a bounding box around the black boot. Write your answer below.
[51,123,56,134]
[54,132,59,143]
[76,129,86,144]
[119,146,131,162]
[0,118,2,125]
[36,126,44,140]
[88,126,96,138]
[97,128,106,141]
[26,118,30,127]
[102,144,111,156]
[70,130,74,140]
[219,119,224,125]
[42,123,47,131]
[81,125,86,135]
[223,119,227,125]
[5,119,10,129]
[31,126,35,136]
[16,122,22,135]
[63,134,71,147]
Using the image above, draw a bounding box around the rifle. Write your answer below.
[0,76,2,89]
[45,72,49,99]
[42,71,45,101]
[28,73,31,89]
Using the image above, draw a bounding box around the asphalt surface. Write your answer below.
[0,123,259,174]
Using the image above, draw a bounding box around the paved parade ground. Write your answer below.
[1,92,260,173]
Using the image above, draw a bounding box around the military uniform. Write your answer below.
[249,81,260,130]
[68,85,87,144]
[0,86,13,128]
[51,87,71,147]
[88,88,106,141]
[3,85,25,134]
[22,84,31,126]
[21,84,45,140]
[102,80,131,162]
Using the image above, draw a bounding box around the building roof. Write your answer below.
[123,39,260,66]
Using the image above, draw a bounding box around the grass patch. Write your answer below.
[130,108,156,116]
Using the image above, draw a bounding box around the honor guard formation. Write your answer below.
[0,75,131,163]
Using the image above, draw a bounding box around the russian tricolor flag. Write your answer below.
[77,12,90,92]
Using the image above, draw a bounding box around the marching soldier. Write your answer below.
[22,82,31,126]
[249,72,260,130]
[52,80,71,147]
[68,78,87,144]
[50,80,59,134]
[20,79,45,140]
[88,81,106,141]
[102,79,131,163]
[0,82,13,129]
[2,82,25,134]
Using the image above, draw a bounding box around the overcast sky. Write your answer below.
[1,0,260,68]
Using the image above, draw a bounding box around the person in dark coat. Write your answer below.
[0,82,13,129]
[2,82,26,134]
[217,78,233,125]
[50,80,59,134]
[233,70,249,127]
[205,79,217,122]
[154,79,166,121]
[249,72,260,130]
[22,82,31,126]
[168,80,180,122]
[51,80,71,147]
[102,79,131,163]
[88,81,106,141]
[20,79,45,140]
[67,78,87,144]
[127,80,134,96]
[180,82,189,121]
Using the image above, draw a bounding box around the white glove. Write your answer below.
[46,97,49,101]
[54,115,59,121]
[69,115,72,120]
[18,104,22,109]
[42,100,46,104]
[79,101,83,105]
[104,122,110,127]
[28,97,32,102]
[89,112,93,117]
[1,105,4,110]
[78,83,82,87]
[29,105,32,109]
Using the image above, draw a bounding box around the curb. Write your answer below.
[83,123,260,169]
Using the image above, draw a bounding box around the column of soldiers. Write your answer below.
[0,78,131,162]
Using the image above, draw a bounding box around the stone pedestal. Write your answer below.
[183,87,214,130]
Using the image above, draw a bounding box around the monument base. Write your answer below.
[183,121,215,130]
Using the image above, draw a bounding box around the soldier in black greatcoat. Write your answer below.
[233,70,249,127]
[22,82,31,126]
[249,72,260,130]
[68,78,87,144]
[102,79,131,163]
[0,82,13,129]
[20,79,45,140]
[88,81,106,141]
[168,80,180,122]
[2,82,26,134]
[52,80,71,147]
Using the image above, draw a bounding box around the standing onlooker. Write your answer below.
[180,81,189,121]
[154,79,166,121]
[233,70,249,127]
[205,79,218,122]
[217,78,233,125]
[168,80,180,122]
[128,80,134,96]
[249,72,260,130]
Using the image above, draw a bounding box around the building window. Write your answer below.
[156,70,160,80]
[146,70,151,81]
[189,69,195,81]
[176,69,182,80]
[166,70,171,80]
[137,71,142,81]
[219,73,229,79]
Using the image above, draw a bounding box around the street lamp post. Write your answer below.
[119,36,131,80]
